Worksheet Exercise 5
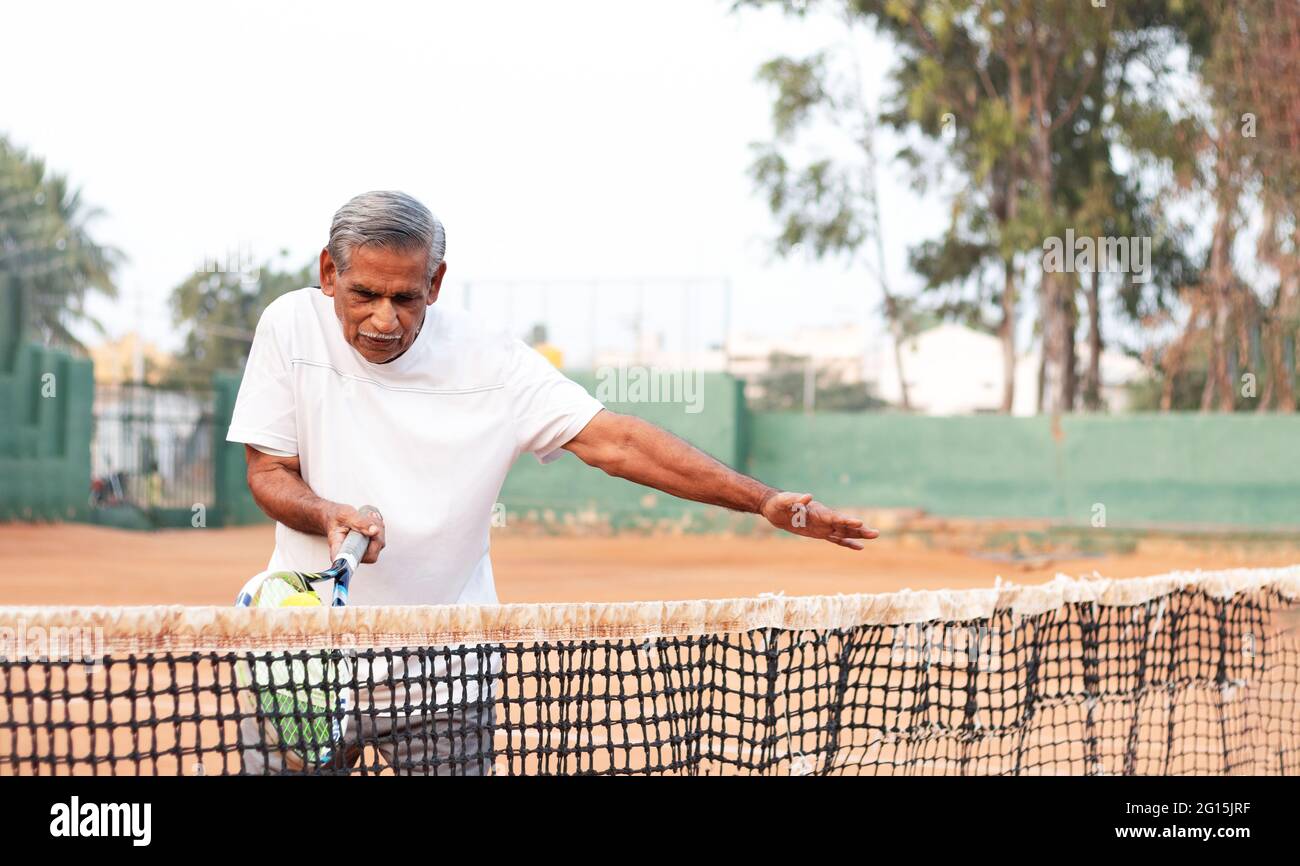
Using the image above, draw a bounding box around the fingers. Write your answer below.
[763,491,878,550]
[827,535,866,550]
[353,509,385,564]
[813,503,878,540]
[836,524,879,539]
[811,502,877,549]
[361,537,383,564]
[328,504,386,564]
[344,508,382,536]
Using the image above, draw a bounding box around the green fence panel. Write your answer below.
[748,412,1300,529]
[61,356,94,521]
[189,363,1300,532]
[212,371,267,527]
[498,371,748,531]
[0,288,96,522]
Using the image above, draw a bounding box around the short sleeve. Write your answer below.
[508,340,604,464]
[226,300,299,456]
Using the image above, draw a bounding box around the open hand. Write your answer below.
[759,491,878,550]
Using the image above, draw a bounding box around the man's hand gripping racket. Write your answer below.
[234,505,380,769]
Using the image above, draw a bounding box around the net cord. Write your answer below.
[1,565,1296,654]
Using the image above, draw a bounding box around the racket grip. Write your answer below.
[337,505,381,572]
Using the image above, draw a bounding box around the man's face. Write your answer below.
[320,244,447,364]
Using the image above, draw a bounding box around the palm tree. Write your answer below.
[0,135,122,349]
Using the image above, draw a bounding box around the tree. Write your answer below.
[821,0,1119,414]
[740,0,1232,416]
[744,4,915,410]
[0,136,122,348]
[1212,0,1300,410]
[1123,0,1300,412]
[881,17,1038,414]
[166,254,315,385]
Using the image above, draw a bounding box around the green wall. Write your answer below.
[498,372,749,531]
[748,413,1300,529]
[207,368,1300,531]
[0,283,94,521]
[212,371,268,527]
[7,341,1298,531]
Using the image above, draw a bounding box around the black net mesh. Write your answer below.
[1,582,1297,776]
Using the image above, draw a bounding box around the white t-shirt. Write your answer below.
[227,286,604,607]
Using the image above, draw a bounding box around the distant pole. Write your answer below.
[540,283,549,336]
[722,278,733,361]
[133,286,145,383]
[682,283,691,369]
[803,356,815,415]
[589,282,598,369]
[636,281,645,365]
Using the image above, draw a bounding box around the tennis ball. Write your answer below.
[280,591,323,607]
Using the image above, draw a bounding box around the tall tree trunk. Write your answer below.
[1204,121,1240,412]
[1029,45,1065,415]
[883,293,912,411]
[1287,335,1299,412]
[1200,316,1221,411]
[1258,194,1299,411]
[1000,256,1018,414]
[1036,344,1047,413]
[1161,330,1189,412]
[1062,280,1079,411]
[1000,62,1024,416]
[1280,204,1300,412]
[1277,328,1297,413]
[1262,316,1281,409]
[1083,268,1103,410]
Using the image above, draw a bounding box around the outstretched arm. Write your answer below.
[562,410,877,550]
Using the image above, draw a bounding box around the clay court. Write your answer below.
[4,516,1299,607]
[4,516,1298,777]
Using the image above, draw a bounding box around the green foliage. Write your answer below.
[1127,328,1299,412]
[738,0,1287,414]
[166,255,315,385]
[754,55,828,140]
[0,135,122,349]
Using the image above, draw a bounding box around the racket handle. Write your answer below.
[336,505,381,574]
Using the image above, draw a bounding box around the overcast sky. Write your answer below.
[2,0,950,362]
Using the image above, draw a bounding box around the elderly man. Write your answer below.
[228,190,876,775]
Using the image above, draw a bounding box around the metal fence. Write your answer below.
[91,383,216,515]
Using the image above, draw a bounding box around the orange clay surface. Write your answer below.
[1,519,1297,606]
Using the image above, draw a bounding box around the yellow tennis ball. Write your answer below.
[280,591,323,607]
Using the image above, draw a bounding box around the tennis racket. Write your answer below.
[233,505,379,770]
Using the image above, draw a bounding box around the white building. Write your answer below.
[591,332,728,373]
[590,320,1142,415]
[866,322,1144,415]
[726,324,868,379]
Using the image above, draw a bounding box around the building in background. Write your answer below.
[89,333,173,385]
[519,314,1146,416]
[726,324,867,383]
[866,322,1143,415]
[592,330,728,374]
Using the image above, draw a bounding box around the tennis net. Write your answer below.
[2,566,1297,776]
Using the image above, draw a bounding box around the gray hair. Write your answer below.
[326,190,446,282]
